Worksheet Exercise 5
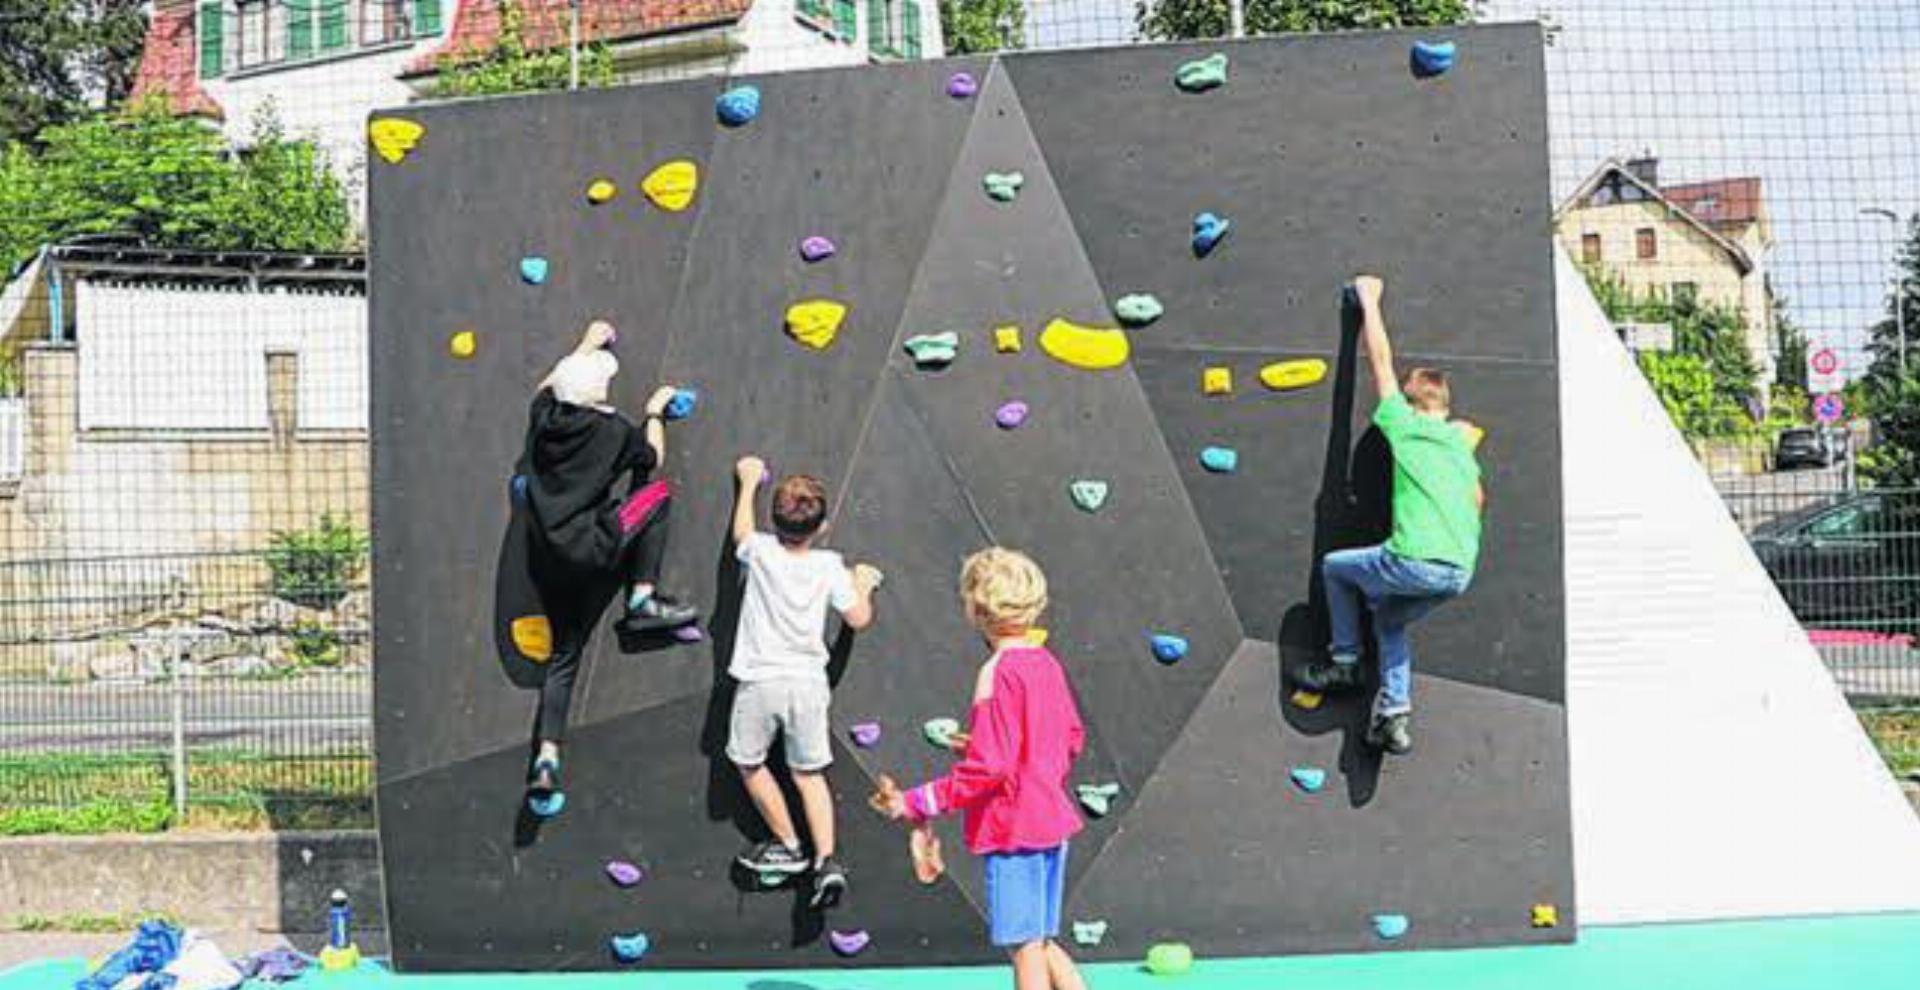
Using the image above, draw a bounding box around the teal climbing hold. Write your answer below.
[1290,767,1327,793]
[983,172,1024,202]
[1114,293,1164,327]
[664,388,698,421]
[520,256,549,285]
[717,85,760,126]
[1149,633,1188,664]
[1411,41,1456,78]
[1175,53,1228,92]
[1192,212,1230,256]
[609,932,651,963]
[1072,920,1109,947]
[527,790,565,818]
[1200,446,1238,473]
[923,717,963,750]
[1076,782,1121,817]
[1373,913,1410,940]
[903,332,959,368]
[1069,479,1110,513]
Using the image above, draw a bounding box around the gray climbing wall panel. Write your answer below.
[369,25,1569,973]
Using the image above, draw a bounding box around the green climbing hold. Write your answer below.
[1069,479,1110,513]
[1146,942,1194,976]
[903,332,959,368]
[1114,293,1163,327]
[1076,782,1121,817]
[1175,53,1228,93]
[983,171,1025,202]
[923,717,963,750]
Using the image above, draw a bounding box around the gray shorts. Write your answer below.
[726,678,833,772]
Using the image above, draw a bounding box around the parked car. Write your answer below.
[1750,491,1920,627]
[1774,427,1839,470]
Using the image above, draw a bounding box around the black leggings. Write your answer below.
[534,500,671,745]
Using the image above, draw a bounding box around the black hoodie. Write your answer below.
[522,389,656,571]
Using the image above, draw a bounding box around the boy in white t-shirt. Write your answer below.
[727,455,881,908]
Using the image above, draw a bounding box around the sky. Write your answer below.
[1020,0,1920,376]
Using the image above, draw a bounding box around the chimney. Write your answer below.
[1625,153,1659,187]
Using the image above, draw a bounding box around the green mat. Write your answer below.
[13,914,1920,990]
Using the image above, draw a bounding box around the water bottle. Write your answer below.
[328,889,351,950]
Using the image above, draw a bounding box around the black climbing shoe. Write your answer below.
[1366,713,1413,756]
[810,857,848,910]
[615,593,699,634]
[737,840,810,877]
[1294,658,1366,694]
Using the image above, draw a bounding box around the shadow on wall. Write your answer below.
[1277,294,1394,808]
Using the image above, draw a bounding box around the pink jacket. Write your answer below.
[903,646,1085,854]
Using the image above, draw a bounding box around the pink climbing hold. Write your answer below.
[799,236,836,262]
[995,401,1029,429]
[829,929,871,956]
[849,722,882,748]
[947,72,978,99]
[606,860,644,887]
[671,624,705,643]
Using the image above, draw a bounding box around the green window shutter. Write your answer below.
[901,1,921,58]
[798,0,823,19]
[319,0,348,51]
[414,0,442,36]
[198,2,224,78]
[866,0,886,54]
[287,1,314,59]
[833,0,856,40]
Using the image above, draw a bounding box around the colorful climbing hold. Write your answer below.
[672,624,706,643]
[849,722,882,748]
[641,160,699,212]
[1200,446,1239,473]
[1040,318,1130,370]
[1149,633,1189,664]
[664,388,698,421]
[1114,293,1164,327]
[1459,422,1486,451]
[995,401,1029,430]
[1072,920,1109,948]
[1531,904,1559,928]
[449,329,478,359]
[994,325,1022,353]
[785,299,848,350]
[717,85,761,126]
[586,178,619,204]
[1411,40,1457,78]
[1069,479,1110,513]
[606,860,644,887]
[903,332,959,368]
[368,118,425,164]
[1290,689,1324,711]
[1076,782,1121,817]
[828,929,871,957]
[609,932,650,963]
[1192,212,1231,256]
[1372,913,1410,940]
[1259,359,1328,391]
[509,473,529,507]
[947,72,979,99]
[911,821,946,884]
[982,171,1024,202]
[1202,367,1232,396]
[520,256,549,286]
[1290,767,1327,793]
[923,717,963,750]
[1174,52,1228,92]
[799,235,836,263]
[528,790,567,818]
[1146,942,1194,976]
[511,616,553,662]
[1026,628,1050,646]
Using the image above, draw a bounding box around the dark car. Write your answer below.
[1750,491,1920,627]
[1774,427,1838,470]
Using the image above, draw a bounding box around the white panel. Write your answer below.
[1558,245,1920,923]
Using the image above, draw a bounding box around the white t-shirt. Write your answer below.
[729,532,858,683]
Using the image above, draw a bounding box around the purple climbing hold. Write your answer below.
[849,722,882,748]
[799,235,837,263]
[606,860,644,887]
[947,72,979,99]
[995,401,1030,430]
[829,929,871,957]
[672,624,705,643]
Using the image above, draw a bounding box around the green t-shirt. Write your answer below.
[1374,393,1482,573]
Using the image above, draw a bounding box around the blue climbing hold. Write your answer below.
[1290,767,1327,793]
[510,473,529,507]
[664,388,698,421]
[1411,41,1456,78]
[1200,446,1239,473]
[717,85,760,126]
[519,256,549,285]
[528,790,566,818]
[1192,212,1231,257]
[609,932,651,963]
[1373,913,1410,940]
[1149,633,1188,665]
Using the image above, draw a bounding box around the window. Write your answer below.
[1671,282,1698,307]
[833,0,857,40]
[201,0,432,76]
[1635,227,1657,260]
[1806,499,1881,540]
[1580,233,1601,263]
[864,0,921,58]
[199,2,225,77]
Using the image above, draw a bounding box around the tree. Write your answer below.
[1859,371,1920,488]
[0,102,352,269]
[940,0,1024,54]
[1582,264,1763,440]
[1864,212,1920,389]
[430,0,616,99]
[1773,294,1809,393]
[0,0,148,145]
[1138,0,1474,43]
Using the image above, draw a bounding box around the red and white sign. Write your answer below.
[1808,348,1844,394]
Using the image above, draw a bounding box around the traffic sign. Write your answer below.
[1809,348,1844,394]
[1814,393,1845,425]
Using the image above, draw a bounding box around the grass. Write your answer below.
[0,750,372,835]
[10,912,176,934]
[1860,709,1920,778]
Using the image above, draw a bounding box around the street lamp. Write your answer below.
[1863,207,1908,374]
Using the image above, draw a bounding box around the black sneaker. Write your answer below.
[615,593,699,634]
[736,840,810,877]
[1294,658,1366,693]
[809,857,848,910]
[1366,713,1413,755]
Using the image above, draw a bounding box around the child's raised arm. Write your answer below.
[1353,275,1399,403]
[732,456,766,546]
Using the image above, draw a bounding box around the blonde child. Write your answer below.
[880,548,1088,990]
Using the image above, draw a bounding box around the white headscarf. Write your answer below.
[548,350,619,409]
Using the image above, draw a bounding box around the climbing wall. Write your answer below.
[368,25,1569,973]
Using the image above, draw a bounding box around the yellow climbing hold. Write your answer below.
[1039,318,1129,371]
[641,160,699,211]
[1290,689,1324,711]
[1203,366,1232,395]
[368,118,425,164]
[586,178,618,204]
[1531,904,1559,928]
[786,299,848,350]
[1459,422,1486,451]
[1259,358,1329,391]
[1026,628,1049,646]
[995,325,1022,353]
[448,330,477,359]
[512,616,554,662]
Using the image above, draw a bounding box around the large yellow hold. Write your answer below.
[368,118,425,164]
[641,160,699,211]
[1039,318,1129,371]
[786,300,848,350]
[511,616,553,663]
[1259,358,1328,391]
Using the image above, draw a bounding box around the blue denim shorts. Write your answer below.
[984,843,1068,947]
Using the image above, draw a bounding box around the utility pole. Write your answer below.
[569,0,581,90]
[1863,207,1907,375]
[1229,0,1245,38]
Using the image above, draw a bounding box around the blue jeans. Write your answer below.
[1322,545,1470,717]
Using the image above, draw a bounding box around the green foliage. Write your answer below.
[13,912,178,933]
[1138,0,1474,42]
[431,0,616,98]
[0,102,352,270]
[1773,297,1809,393]
[1859,371,1920,488]
[0,0,148,146]
[265,514,368,610]
[940,0,1025,54]
[1583,264,1764,439]
[288,621,343,668]
[0,799,171,836]
[1865,212,1920,388]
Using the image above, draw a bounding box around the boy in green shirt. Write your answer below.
[1294,275,1485,755]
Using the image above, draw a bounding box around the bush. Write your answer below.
[288,621,343,668]
[265,514,368,610]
